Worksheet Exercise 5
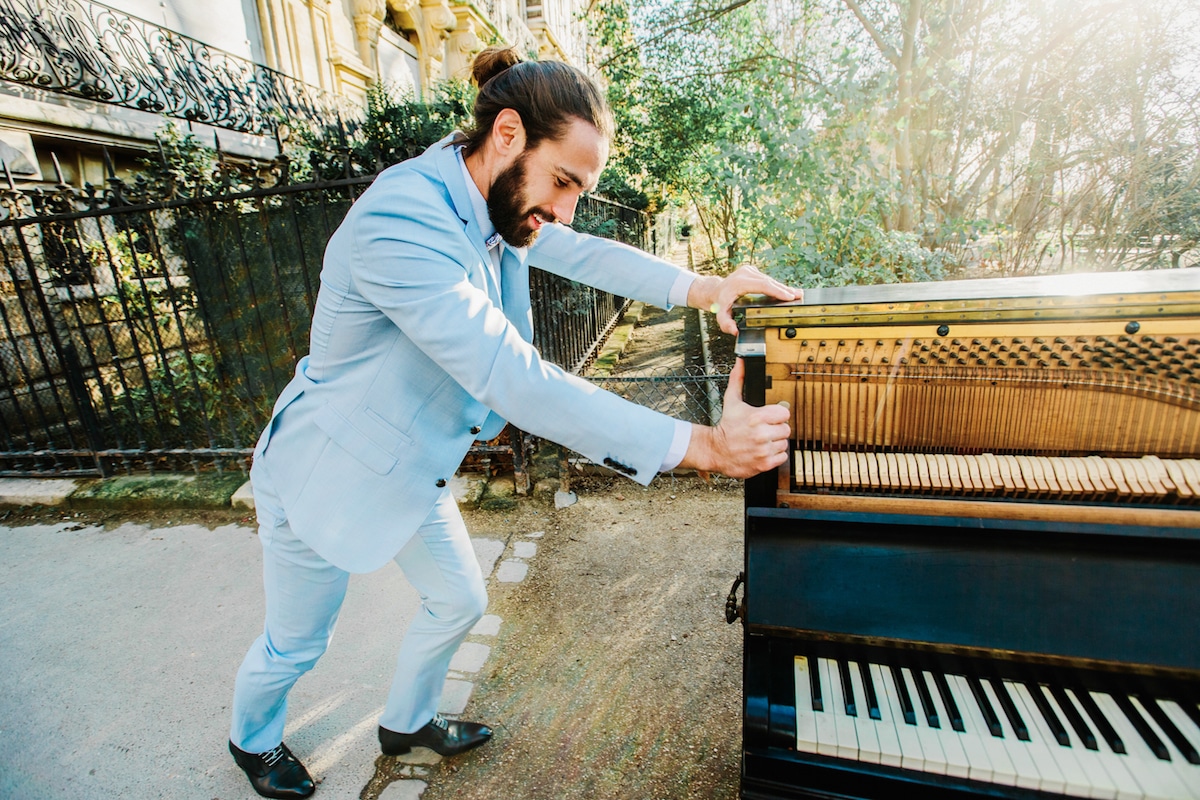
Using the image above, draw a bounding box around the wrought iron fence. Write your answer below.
[0,153,647,477]
[0,0,349,136]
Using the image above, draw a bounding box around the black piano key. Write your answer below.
[807,653,823,712]
[837,659,857,717]
[989,678,1030,741]
[932,672,966,733]
[1140,695,1200,765]
[1049,685,1098,750]
[912,670,940,729]
[858,661,881,720]
[1074,688,1125,754]
[1178,692,1200,733]
[1114,693,1171,761]
[890,664,917,725]
[1026,682,1071,747]
[967,675,1003,738]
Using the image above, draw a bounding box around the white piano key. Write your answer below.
[1007,680,1077,796]
[980,679,1044,791]
[1130,696,1200,800]
[1159,699,1200,762]
[793,656,819,753]
[1093,691,1192,800]
[922,670,971,779]
[868,663,905,769]
[1158,699,1200,792]
[823,658,861,760]
[1018,682,1097,797]
[848,662,882,764]
[813,658,840,757]
[1042,686,1119,799]
[1063,688,1144,800]
[902,667,947,775]
[879,664,926,772]
[948,674,1011,786]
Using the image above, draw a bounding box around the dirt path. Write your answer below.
[376,476,747,800]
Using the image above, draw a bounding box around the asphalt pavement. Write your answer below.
[0,511,512,799]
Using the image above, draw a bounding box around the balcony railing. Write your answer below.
[0,0,349,136]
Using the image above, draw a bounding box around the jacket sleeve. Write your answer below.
[347,179,677,485]
[529,222,690,307]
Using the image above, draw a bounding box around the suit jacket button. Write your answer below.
[470,426,482,435]
[436,479,447,488]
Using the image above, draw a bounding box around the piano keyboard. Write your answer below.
[793,451,1200,502]
[793,656,1200,799]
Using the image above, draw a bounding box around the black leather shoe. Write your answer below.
[229,740,315,799]
[379,714,492,757]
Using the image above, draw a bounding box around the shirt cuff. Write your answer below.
[659,420,692,472]
[667,271,696,308]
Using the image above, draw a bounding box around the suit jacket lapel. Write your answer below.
[429,137,530,333]
[431,137,498,293]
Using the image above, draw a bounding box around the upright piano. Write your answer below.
[733,268,1200,800]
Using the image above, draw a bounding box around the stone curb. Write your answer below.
[0,474,253,511]
[0,471,530,514]
[588,300,645,377]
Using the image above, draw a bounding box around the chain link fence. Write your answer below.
[585,364,732,428]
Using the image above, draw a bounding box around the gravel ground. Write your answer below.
[381,475,748,800]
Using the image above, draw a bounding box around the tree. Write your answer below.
[606,0,1200,278]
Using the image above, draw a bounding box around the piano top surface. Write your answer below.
[738,268,1200,328]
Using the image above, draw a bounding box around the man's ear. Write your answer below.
[491,108,526,157]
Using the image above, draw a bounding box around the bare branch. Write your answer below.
[840,0,900,66]
[599,0,759,69]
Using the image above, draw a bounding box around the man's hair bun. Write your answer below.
[456,45,612,157]
[471,46,523,88]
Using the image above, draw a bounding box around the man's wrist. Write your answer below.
[667,272,696,308]
[686,275,721,311]
[678,423,718,473]
[658,420,692,472]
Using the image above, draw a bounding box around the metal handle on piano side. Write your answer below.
[725,571,745,624]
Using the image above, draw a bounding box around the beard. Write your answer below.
[488,151,552,248]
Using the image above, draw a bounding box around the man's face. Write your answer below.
[488,117,608,247]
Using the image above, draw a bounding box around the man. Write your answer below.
[228,46,800,798]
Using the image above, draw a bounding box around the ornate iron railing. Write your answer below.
[0,0,349,136]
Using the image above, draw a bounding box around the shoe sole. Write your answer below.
[380,744,413,756]
[381,740,489,757]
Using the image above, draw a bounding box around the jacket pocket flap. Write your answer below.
[313,404,398,476]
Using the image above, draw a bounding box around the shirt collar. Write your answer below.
[456,145,502,251]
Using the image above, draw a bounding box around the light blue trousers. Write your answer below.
[229,473,487,754]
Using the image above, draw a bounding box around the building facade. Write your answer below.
[0,0,591,184]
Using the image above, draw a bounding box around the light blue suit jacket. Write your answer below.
[252,136,690,572]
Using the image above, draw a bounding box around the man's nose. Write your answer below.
[553,192,580,226]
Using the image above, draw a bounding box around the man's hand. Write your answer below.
[688,264,802,335]
[678,359,792,479]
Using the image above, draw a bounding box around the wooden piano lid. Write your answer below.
[737,267,1200,328]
